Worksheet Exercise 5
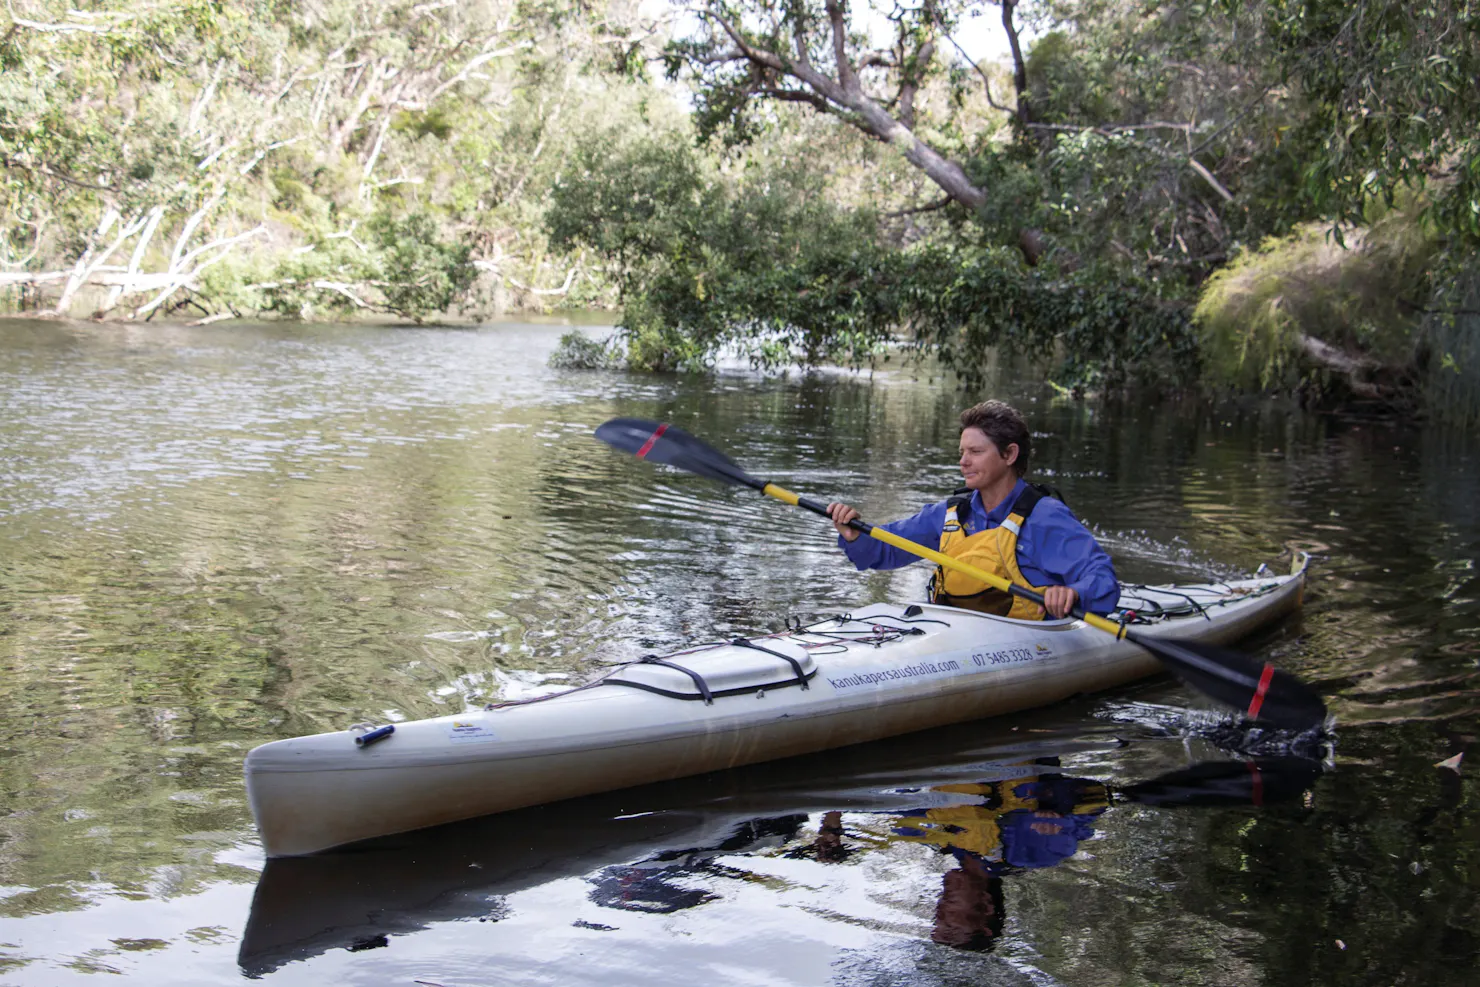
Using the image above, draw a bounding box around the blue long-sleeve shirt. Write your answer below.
[839,478,1121,614]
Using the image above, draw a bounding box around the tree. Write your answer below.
[666,0,997,211]
[1255,0,1480,247]
[665,0,1283,272]
[0,0,665,319]
[549,123,1198,387]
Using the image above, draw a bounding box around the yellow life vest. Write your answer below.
[931,485,1052,620]
[892,779,1038,857]
[890,775,1108,858]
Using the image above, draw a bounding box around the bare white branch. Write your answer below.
[170,190,227,271]
[187,60,228,137]
[134,225,268,317]
[508,265,579,296]
[197,138,240,171]
[102,205,166,311]
[188,311,237,326]
[1188,158,1235,202]
[238,135,308,175]
[54,208,152,315]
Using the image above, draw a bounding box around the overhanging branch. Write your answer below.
[0,153,118,192]
[882,195,953,217]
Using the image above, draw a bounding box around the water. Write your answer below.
[0,318,1476,985]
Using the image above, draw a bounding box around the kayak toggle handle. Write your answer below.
[354,724,395,748]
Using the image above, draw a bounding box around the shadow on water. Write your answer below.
[237,709,1324,978]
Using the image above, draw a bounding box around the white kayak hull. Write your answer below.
[246,566,1306,856]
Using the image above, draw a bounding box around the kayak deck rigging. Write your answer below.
[484,579,1293,714]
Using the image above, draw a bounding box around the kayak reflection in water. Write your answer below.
[578,771,1105,944]
[824,400,1119,620]
[587,814,811,915]
[892,774,1107,864]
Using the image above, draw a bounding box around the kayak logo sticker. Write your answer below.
[1035,642,1053,655]
[827,659,963,690]
[448,719,498,744]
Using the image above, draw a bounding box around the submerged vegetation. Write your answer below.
[3,0,1478,421]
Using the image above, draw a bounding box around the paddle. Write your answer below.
[595,417,1328,731]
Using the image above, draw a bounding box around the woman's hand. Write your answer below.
[827,502,861,542]
[1042,585,1079,619]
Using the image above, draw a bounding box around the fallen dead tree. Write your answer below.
[1,194,266,320]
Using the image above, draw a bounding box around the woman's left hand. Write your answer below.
[1042,586,1079,619]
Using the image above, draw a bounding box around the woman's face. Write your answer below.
[958,427,1018,492]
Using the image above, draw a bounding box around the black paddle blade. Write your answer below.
[1121,757,1323,808]
[1131,634,1328,731]
[595,418,761,490]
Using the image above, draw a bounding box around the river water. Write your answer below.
[0,318,1475,986]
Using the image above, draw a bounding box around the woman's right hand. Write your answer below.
[827,502,862,542]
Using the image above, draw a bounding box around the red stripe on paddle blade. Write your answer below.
[595,418,759,489]
[1119,757,1322,807]
[635,423,668,459]
[1246,663,1276,720]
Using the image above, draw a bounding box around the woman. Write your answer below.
[826,400,1118,619]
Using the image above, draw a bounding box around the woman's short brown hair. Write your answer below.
[959,400,1031,477]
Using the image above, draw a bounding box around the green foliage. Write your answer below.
[369,212,476,321]
[0,0,663,319]
[247,244,376,320]
[3,0,1472,416]
[547,134,706,284]
[549,131,901,372]
[986,0,1297,288]
[1025,30,1117,124]
[1259,0,1480,247]
[392,106,456,142]
[899,247,1200,392]
[1194,203,1439,394]
[637,0,1471,412]
[549,130,1198,388]
[548,330,624,369]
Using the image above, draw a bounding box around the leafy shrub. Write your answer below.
[549,330,625,369]
[1194,204,1438,393]
[369,212,476,321]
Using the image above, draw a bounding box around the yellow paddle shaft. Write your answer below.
[761,482,1125,638]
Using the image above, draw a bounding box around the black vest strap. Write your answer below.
[948,483,1055,533]
[1009,484,1046,522]
[948,487,973,518]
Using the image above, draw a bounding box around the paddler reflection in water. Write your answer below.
[827,400,1118,619]
[801,768,1109,951]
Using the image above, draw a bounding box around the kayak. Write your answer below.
[245,555,1308,857]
